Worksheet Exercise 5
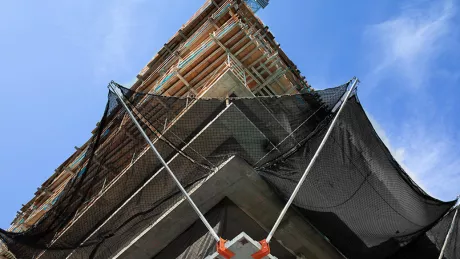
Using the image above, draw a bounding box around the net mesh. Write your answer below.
[0,81,457,259]
[258,94,456,258]
[153,198,294,259]
[390,207,459,259]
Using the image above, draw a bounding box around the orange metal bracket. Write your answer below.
[251,239,270,259]
[217,238,235,259]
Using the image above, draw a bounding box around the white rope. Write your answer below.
[266,77,359,243]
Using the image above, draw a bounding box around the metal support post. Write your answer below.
[266,77,360,243]
[109,83,220,242]
[439,206,458,259]
[227,52,231,67]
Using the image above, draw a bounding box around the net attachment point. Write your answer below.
[251,239,270,259]
[217,238,235,259]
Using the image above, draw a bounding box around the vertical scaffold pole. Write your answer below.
[266,77,360,243]
[109,83,220,242]
[438,206,458,259]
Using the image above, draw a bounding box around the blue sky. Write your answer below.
[0,0,458,229]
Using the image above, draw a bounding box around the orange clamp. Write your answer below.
[217,238,235,259]
[251,239,270,259]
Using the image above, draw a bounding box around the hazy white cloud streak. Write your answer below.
[365,0,455,88]
[364,0,459,200]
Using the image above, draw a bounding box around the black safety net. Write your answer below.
[0,81,457,259]
[153,198,295,259]
[258,94,457,259]
[390,207,459,259]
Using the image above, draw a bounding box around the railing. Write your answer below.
[213,0,232,19]
[23,179,69,226]
[152,19,238,94]
[141,0,233,85]
[242,22,274,55]
[0,242,16,259]
[226,53,247,87]
[181,21,212,50]
[68,149,87,170]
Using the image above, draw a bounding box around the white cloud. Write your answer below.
[396,120,460,200]
[369,112,460,200]
[365,0,456,88]
[363,0,460,201]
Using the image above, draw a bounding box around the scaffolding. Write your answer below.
[2,1,459,258]
[8,0,307,239]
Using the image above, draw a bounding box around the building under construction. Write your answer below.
[6,0,305,234]
[1,0,459,258]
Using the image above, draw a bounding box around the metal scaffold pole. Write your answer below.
[438,206,458,259]
[109,83,220,242]
[266,77,360,243]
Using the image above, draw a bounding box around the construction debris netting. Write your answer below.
[153,198,295,259]
[389,207,459,259]
[258,94,457,259]
[0,82,457,259]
